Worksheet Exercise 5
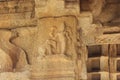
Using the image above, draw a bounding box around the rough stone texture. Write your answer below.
[0,0,119,80]
[0,71,30,80]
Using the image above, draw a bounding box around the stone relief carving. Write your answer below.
[8,16,78,80]
[90,0,120,24]
[44,23,76,59]
[0,0,119,80]
[0,30,28,72]
[45,24,66,55]
[11,17,77,63]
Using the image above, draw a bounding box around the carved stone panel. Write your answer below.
[0,0,119,80]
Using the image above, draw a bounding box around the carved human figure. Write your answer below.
[45,24,66,55]
[64,25,77,59]
[44,23,76,59]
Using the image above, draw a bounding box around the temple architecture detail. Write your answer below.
[0,0,119,80]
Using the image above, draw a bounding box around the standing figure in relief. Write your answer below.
[64,25,76,59]
[44,23,76,59]
[45,24,66,55]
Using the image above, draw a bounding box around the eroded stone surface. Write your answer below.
[0,0,119,80]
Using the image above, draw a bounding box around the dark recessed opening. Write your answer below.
[87,58,100,72]
[117,44,120,56]
[117,60,120,72]
[87,45,102,57]
[80,0,90,11]
[91,59,100,72]
[103,31,120,34]
[92,74,101,80]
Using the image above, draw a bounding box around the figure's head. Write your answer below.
[50,26,57,37]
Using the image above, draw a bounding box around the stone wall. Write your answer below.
[0,0,119,80]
